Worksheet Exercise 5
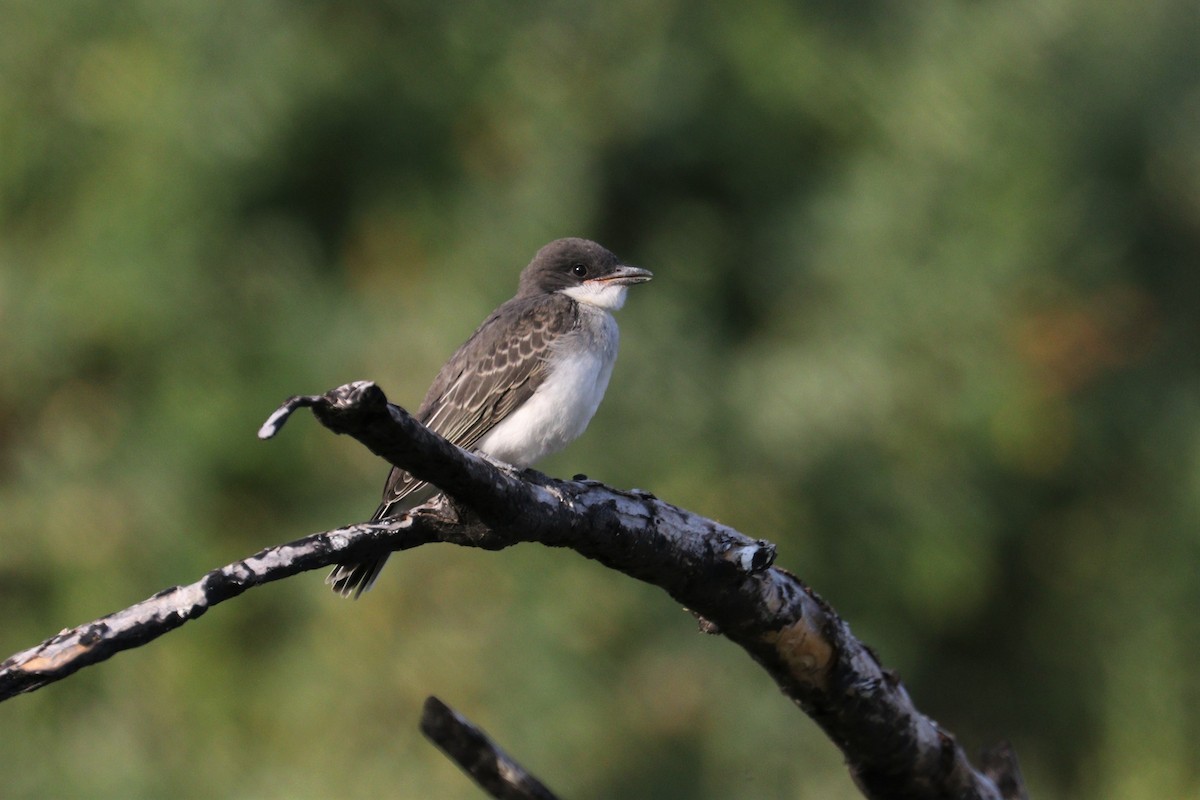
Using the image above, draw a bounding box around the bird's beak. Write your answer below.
[598,264,653,285]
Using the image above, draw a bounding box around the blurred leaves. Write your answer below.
[2,0,1199,798]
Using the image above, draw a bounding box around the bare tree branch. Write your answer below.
[0,381,1028,800]
[0,510,447,699]
[421,696,560,800]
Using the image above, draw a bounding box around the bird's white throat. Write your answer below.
[560,281,629,310]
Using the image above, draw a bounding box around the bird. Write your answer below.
[327,237,652,597]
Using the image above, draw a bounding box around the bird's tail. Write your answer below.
[326,501,392,599]
[326,556,390,599]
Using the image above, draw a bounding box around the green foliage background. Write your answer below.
[2,2,1198,797]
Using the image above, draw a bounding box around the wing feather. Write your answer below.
[372,293,578,518]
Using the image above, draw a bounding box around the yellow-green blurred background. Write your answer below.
[3,2,1199,798]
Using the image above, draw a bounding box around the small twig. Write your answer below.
[980,741,1030,800]
[257,392,327,440]
[421,697,560,800]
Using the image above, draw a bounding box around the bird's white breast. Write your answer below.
[475,307,619,467]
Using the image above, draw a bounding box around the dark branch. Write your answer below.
[421,696,560,800]
[0,506,454,699]
[0,381,1026,800]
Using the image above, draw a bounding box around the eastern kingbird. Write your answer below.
[328,238,652,597]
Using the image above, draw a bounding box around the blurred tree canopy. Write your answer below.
[2,1,1198,798]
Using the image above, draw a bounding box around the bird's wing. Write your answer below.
[373,293,578,518]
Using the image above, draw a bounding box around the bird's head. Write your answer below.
[518,238,652,310]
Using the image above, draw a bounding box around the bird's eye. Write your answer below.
[571,263,588,278]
